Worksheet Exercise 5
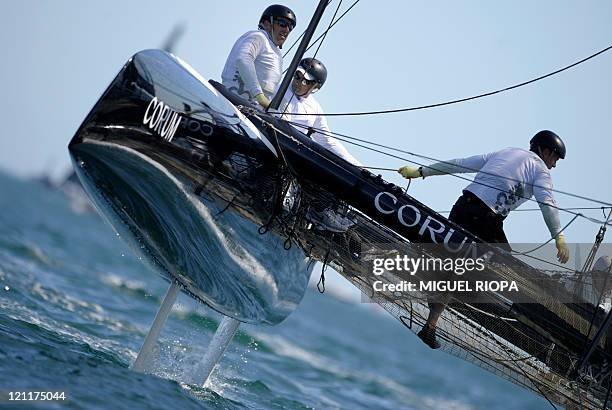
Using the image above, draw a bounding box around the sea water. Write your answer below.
[0,170,548,409]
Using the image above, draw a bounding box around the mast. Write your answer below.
[268,0,329,111]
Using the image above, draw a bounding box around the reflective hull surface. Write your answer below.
[68,50,312,325]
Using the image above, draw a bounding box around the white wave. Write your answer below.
[101,273,148,292]
[3,300,133,363]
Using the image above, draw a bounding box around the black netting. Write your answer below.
[181,135,612,409]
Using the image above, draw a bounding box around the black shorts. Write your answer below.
[449,191,510,250]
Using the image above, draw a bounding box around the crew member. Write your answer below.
[280,57,362,166]
[398,130,571,349]
[222,5,296,109]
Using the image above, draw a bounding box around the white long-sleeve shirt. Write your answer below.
[221,29,283,101]
[422,147,562,238]
[279,89,362,167]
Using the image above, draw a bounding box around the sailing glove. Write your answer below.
[398,165,422,179]
[555,234,570,264]
[254,93,271,109]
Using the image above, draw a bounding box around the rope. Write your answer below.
[287,121,612,226]
[282,30,306,58]
[214,193,239,217]
[267,122,294,173]
[519,253,576,273]
[289,122,612,210]
[282,0,361,61]
[367,165,612,214]
[435,207,611,214]
[403,178,411,195]
[279,0,344,116]
[318,250,330,293]
[288,121,612,226]
[510,214,580,256]
[312,0,343,58]
[284,43,612,117]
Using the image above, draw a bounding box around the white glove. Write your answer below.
[555,234,570,264]
[254,93,271,109]
[398,165,421,179]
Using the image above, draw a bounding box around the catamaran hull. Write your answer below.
[68,50,312,325]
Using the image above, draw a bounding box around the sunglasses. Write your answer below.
[275,18,294,31]
[293,71,317,86]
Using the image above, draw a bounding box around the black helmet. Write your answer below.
[530,130,566,159]
[298,58,327,88]
[260,5,296,29]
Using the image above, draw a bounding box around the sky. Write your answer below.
[2,1,611,249]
